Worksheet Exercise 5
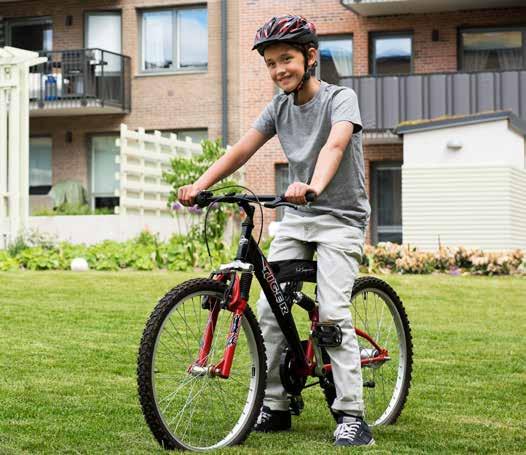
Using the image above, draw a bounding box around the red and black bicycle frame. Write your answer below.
[193,198,389,379]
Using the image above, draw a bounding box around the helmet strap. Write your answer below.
[283,49,316,96]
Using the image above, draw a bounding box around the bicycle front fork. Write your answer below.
[191,273,249,379]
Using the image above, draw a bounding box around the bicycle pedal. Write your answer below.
[312,322,342,347]
[288,394,304,416]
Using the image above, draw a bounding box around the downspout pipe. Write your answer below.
[221,0,228,147]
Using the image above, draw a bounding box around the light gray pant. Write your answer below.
[256,211,365,416]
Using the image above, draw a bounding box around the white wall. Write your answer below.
[403,120,525,169]
[27,214,239,246]
[402,119,526,251]
[28,214,198,245]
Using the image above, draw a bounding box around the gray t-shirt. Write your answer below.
[253,81,371,229]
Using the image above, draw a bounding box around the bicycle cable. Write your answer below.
[200,184,265,267]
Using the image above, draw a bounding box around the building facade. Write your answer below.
[1,0,525,244]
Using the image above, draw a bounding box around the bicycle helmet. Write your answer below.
[252,15,319,95]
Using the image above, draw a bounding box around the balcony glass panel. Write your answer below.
[319,37,353,85]
[462,30,523,71]
[373,36,412,75]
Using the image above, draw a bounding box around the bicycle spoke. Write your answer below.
[142,286,262,450]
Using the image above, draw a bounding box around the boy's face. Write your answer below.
[263,43,315,92]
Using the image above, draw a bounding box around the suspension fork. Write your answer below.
[194,272,251,379]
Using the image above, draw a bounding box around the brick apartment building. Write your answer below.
[1,0,526,244]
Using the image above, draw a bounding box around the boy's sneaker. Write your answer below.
[334,414,375,446]
[253,406,291,432]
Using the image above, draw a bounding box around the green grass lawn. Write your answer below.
[0,272,525,454]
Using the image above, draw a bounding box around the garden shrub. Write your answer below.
[1,233,524,276]
[0,251,19,271]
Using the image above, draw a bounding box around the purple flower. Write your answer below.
[449,266,461,276]
[188,205,203,215]
[172,201,183,211]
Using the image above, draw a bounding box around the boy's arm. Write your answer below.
[178,128,270,206]
[285,121,354,204]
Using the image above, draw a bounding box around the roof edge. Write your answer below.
[396,111,526,137]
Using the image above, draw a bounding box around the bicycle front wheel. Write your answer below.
[137,278,266,451]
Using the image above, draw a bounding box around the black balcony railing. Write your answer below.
[29,48,131,113]
[341,69,526,131]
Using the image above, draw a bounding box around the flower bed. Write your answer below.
[363,243,525,276]
[1,234,523,275]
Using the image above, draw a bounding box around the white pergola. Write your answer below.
[0,47,46,249]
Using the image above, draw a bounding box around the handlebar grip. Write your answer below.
[305,191,317,203]
[195,190,213,208]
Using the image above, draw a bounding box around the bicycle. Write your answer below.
[137,191,413,451]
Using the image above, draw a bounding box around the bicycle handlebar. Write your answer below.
[195,190,316,209]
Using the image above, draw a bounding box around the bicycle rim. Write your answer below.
[352,286,409,426]
[151,290,262,450]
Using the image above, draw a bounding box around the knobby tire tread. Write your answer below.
[137,278,267,450]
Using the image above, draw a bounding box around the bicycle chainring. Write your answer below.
[279,340,308,395]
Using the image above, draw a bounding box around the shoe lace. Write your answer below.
[256,409,272,425]
[334,420,361,441]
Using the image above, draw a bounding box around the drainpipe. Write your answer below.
[221,0,228,147]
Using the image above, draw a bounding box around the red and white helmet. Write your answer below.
[253,15,319,95]
[252,15,318,56]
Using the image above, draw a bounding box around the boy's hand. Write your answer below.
[284,182,318,205]
[178,184,204,207]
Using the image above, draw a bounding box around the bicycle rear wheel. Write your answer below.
[323,276,413,426]
[137,278,266,451]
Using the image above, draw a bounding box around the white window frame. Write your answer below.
[140,6,208,74]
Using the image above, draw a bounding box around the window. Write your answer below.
[7,17,52,52]
[29,137,52,195]
[371,162,402,244]
[85,12,122,102]
[141,7,208,72]
[318,36,353,84]
[85,12,122,72]
[371,33,412,75]
[460,28,525,72]
[90,135,120,210]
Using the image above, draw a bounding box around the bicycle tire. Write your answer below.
[137,278,267,450]
[322,276,413,426]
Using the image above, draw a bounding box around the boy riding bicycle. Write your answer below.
[178,15,373,447]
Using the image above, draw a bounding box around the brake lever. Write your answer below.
[263,201,299,210]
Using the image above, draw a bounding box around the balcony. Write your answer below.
[341,0,526,16]
[29,48,131,117]
[340,69,526,131]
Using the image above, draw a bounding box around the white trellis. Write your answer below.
[0,47,46,249]
[116,124,203,218]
